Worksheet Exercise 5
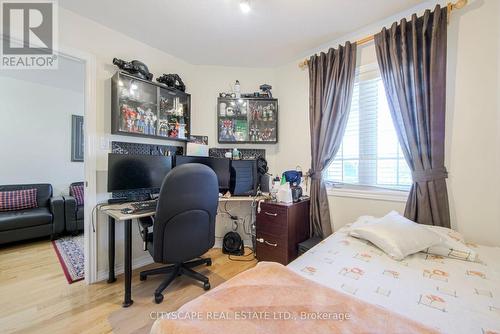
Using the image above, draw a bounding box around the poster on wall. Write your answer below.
[71,115,84,162]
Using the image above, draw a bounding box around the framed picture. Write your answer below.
[71,115,84,162]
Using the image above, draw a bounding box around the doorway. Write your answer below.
[0,47,97,284]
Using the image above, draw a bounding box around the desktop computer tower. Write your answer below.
[230,160,258,196]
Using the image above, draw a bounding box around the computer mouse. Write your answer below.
[121,208,134,214]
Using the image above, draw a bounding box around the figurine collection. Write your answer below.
[218,98,277,143]
[120,104,157,135]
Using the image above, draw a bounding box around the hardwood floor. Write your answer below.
[0,239,257,334]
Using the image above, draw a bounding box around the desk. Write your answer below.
[101,203,155,307]
[100,196,266,307]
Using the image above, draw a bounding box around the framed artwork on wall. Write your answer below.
[71,115,84,162]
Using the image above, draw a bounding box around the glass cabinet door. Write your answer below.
[218,98,249,142]
[117,75,158,135]
[158,88,190,140]
[217,97,277,143]
[248,100,277,142]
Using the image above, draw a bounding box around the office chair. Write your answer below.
[139,163,219,304]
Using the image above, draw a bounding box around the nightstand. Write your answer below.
[255,199,310,265]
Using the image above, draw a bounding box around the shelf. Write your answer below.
[119,97,157,106]
[219,115,248,120]
[250,119,277,122]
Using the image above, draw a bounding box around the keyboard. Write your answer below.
[130,200,158,213]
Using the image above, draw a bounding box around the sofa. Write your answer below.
[0,184,65,245]
[63,182,84,234]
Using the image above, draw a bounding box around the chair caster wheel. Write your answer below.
[203,282,211,291]
[206,259,212,266]
[140,274,147,281]
[154,293,164,304]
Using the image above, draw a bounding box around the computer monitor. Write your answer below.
[107,154,172,192]
[174,156,230,191]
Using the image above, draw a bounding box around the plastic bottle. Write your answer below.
[234,80,241,98]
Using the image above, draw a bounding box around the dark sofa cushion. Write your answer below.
[0,208,52,231]
[0,184,52,208]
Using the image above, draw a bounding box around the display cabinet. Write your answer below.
[217,97,278,144]
[111,71,191,141]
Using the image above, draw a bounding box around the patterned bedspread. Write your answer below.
[288,227,500,334]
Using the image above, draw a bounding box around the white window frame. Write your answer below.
[326,63,410,201]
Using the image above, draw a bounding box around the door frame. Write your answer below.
[57,45,98,284]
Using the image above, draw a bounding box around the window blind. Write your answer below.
[325,65,412,190]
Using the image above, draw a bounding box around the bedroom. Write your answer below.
[0,0,499,333]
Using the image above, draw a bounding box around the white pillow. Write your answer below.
[349,211,443,260]
[423,226,478,262]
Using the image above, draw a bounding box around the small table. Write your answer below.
[100,203,156,307]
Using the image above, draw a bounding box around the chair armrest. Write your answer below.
[50,196,65,234]
[139,217,154,251]
[64,196,77,212]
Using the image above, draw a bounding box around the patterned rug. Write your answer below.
[52,235,85,283]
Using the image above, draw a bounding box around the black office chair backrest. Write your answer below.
[153,163,219,263]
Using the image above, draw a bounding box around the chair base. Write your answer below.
[139,257,212,304]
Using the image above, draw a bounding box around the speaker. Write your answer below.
[222,232,244,256]
[259,174,270,192]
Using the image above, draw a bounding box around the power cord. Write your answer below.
[91,202,112,233]
[228,247,256,262]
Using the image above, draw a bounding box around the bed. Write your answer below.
[151,226,500,334]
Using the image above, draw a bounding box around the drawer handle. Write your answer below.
[257,238,278,247]
[265,241,278,247]
[264,211,278,217]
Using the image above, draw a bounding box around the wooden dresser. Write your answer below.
[255,199,310,265]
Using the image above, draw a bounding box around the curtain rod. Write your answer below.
[298,0,468,70]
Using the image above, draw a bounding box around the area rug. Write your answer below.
[52,235,84,283]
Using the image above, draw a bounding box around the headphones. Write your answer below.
[257,156,268,176]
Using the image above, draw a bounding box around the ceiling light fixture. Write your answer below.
[240,0,251,14]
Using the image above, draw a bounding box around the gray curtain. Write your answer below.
[374,5,450,227]
[308,42,357,238]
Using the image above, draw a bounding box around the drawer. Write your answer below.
[256,205,288,237]
[255,232,287,265]
[259,202,288,216]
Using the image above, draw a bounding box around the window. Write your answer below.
[325,64,412,191]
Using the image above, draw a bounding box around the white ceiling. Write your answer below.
[59,0,424,67]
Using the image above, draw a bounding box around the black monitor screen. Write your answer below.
[107,154,172,192]
[175,156,230,190]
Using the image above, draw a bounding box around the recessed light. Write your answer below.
[240,0,251,14]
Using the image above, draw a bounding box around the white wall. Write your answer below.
[0,72,84,196]
[57,8,277,276]
[445,0,500,246]
[274,0,500,246]
[189,65,278,172]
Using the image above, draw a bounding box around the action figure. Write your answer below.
[157,74,186,92]
[113,58,153,81]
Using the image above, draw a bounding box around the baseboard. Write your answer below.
[96,254,154,282]
[95,242,254,283]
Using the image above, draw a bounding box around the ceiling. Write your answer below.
[59,0,425,67]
